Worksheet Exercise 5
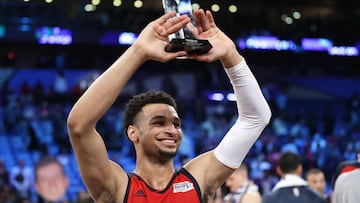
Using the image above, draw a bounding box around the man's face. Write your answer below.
[226,170,245,192]
[134,103,182,159]
[306,173,325,194]
[35,163,69,202]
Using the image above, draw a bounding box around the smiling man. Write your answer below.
[67,9,271,203]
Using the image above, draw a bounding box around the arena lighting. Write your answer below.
[92,0,101,6]
[0,25,5,38]
[113,0,122,7]
[208,92,225,101]
[84,4,96,12]
[238,36,297,51]
[328,46,359,56]
[292,11,301,19]
[228,5,237,13]
[192,3,200,10]
[134,0,143,8]
[226,93,236,101]
[211,4,220,12]
[301,38,333,51]
[118,32,138,45]
[207,92,237,102]
[35,26,72,45]
[100,31,138,45]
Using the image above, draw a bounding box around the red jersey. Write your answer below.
[124,168,203,203]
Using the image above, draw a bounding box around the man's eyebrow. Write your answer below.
[149,115,166,121]
[149,115,181,122]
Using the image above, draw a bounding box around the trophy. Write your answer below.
[162,0,212,55]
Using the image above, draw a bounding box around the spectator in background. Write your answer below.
[332,168,360,203]
[0,160,9,187]
[305,168,330,203]
[34,156,69,203]
[53,70,68,97]
[222,163,262,203]
[0,160,14,202]
[262,152,325,203]
[9,159,33,201]
[0,184,16,203]
[332,147,360,187]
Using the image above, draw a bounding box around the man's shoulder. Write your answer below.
[262,186,325,203]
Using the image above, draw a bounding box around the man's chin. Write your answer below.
[159,149,177,158]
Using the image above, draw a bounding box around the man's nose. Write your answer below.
[165,124,178,134]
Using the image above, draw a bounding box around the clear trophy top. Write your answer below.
[162,0,196,39]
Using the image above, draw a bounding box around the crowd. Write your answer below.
[0,9,359,202]
[0,63,359,202]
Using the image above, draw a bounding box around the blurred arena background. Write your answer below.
[0,0,359,202]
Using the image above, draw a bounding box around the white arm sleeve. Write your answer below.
[214,59,271,169]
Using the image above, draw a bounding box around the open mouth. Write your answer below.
[159,139,177,147]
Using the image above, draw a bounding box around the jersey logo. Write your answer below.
[173,181,194,193]
[134,189,146,197]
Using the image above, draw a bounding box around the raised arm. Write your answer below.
[184,9,272,200]
[66,11,190,201]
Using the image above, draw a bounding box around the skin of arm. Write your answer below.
[67,11,191,202]
[183,9,271,201]
[67,8,270,202]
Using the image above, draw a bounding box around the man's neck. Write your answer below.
[133,158,176,190]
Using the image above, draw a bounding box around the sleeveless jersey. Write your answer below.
[124,168,203,203]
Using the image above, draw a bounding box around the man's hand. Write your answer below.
[189,9,242,68]
[132,11,191,62]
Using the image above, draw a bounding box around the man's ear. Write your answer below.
[127,125,139,142]
[276,166,283,177]
[296,165,303,176]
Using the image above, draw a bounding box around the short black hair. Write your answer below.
[278,152,301,174]
[123,90,177,137]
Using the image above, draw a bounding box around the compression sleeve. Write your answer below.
[214,59,271,169]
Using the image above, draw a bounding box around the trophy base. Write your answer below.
[165,38,212,55]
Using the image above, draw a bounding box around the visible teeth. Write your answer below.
[162,140,175,143]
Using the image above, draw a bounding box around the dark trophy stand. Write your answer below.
[162,0,212,55]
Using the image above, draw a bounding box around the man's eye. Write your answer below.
[154,121,164,126]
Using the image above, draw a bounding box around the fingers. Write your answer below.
[156,12,190,37]
[206,10,216,28]
[194,9,205,34]
[186,22,199,38]
[194,9,211,34]
[155,10,177,25]
[164,15,191,35]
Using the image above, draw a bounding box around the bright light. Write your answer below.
[285,17,293,24]
[45,0,53,3]
[118,32,138,45]
[92,0,101,6]
[211,4,220,12]
[113,0,122,7]
[134,0,143,8]
[227,93,236,101]
[293,11,301,19]
[84,4,96,12]
[329,46,358,56]
[192,3,200,10]
[228,5,237,13]
[208,93,224,101]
